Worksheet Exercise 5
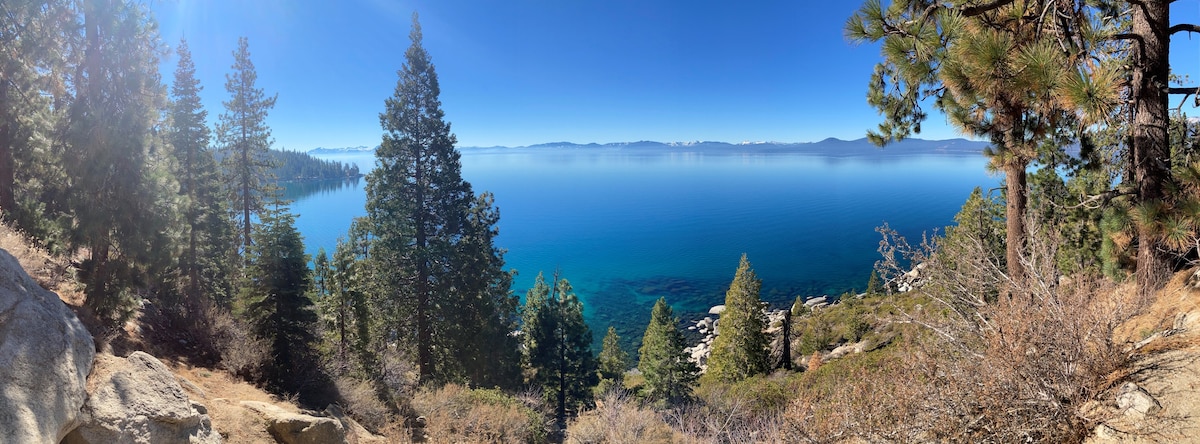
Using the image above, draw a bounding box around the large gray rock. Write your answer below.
[240,400,345,444]
[63,351,221,444]
[0,248,95,443]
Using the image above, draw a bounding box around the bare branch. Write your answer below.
[1170,24,1200,35]
[960,0,1020,17]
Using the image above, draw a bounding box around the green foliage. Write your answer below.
[66,0,176,327]
[218,36,278,252]
[637,297,699,406]
[705,254,770,384]
[266,149,360,181]
[169,38,237,311]
[937,187,1006,297]
[522,272,598,426]
[598,326,629,384]
[0,0,75,250]
[365,14,520,388]
[865,270,882,296]
[240,201,322,398]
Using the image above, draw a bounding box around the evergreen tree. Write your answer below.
[705,254,769,384]
[598,326,629,383]
[366,13,517,385]
[522,272,598,427]
[0,0,74,244]
[217,36,277,253]
[66,0,174,326]
[638,297,699,406]
[846,1,1120,284]
[241,199,320,396]
[169,38,236,310]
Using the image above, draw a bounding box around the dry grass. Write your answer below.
[566,390,679,444]
[166,359,301,444]
[0,220,81,303]
[775,219,1151,443]
[1115,268,1200,345]
[409,383,548,444]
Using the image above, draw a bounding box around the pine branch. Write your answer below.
[1170,24,1200,35]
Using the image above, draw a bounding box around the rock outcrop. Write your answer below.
[0,248,95,443]
[63,351,221,444]
[240,400,345,444]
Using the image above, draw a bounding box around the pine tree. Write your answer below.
[366,13,517,384]
[169,38,236,311]
[0,0,74,241]
[638,297,699,406]
[846,1,1120,284]
[598,326,629,383]
[217,36,277,253]
[241,198,320,396]
[705,254,769,384]
[66,0,174,326]
[522,272,598,427]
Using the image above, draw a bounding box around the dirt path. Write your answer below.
[1089,274,1200,443]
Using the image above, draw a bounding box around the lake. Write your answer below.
[285,143,997,347]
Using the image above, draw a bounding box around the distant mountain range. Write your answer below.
[307,138,990,156]
[308,145,379,155]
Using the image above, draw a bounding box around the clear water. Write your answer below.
[284,149,996,347]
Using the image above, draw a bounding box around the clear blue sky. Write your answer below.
[151,1,1200,150]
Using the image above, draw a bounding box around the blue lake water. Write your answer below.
[285,148,997,347]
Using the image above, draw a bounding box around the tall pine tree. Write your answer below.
[217,36,276,253]
[638,297,699,406]
[522,272,597,427]
[169,38,235,310]
[705,254,769,383]
[66,0,174,326]
[366,13,518,385]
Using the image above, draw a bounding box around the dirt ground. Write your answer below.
[1089,271,1200,443]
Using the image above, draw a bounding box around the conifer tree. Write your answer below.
[598,326,629,383]
[241,199,320,396]
[366,13,517,384]
[638,297,699,406]
[66,0,174,325]
[0,0,74,239]
[705,254,769,383]
[846,1,1122,284]
[218,36,277,253]
[169,38,236,310]
[523,272,598,427]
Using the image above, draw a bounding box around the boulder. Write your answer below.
[240,400,345,444]
[63,351,221,444]
[708,305,726,315]
[0,248,95,443]
[1116,382,1161,419]
[803,296,827,307]
[324,404,387,444]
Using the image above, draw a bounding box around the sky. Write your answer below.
[150,1,1200,151]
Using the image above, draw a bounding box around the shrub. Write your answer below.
[333,376,392,433]
[782,219,1147,442]
[409,383,548,444]
[566,390,676,444]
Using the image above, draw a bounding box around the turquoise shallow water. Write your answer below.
[286,148,996,349]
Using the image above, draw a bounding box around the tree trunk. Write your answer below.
[0,81,15,217]
[415,145,432,382]
[1132,0,1172,295]
[1004,161,1027,285]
